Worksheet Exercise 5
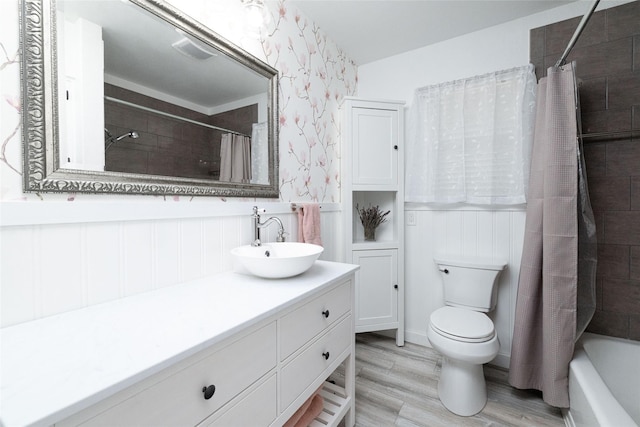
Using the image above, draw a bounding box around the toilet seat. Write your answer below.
[430,306,495,343]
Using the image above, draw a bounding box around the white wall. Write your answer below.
[358,0,634,367]
[0,203,342,327]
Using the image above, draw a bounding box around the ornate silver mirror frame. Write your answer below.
[19,0,279,197]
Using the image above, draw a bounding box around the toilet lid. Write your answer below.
[430,307,495,343]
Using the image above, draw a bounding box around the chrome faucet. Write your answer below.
[252,206,285,247]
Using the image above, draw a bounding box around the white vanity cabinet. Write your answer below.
[0,261,357,427]
[343,97,405,346]
[58,323,279,427]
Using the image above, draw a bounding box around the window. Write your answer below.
[405,64,537,205]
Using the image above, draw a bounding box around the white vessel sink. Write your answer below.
[231,242,324,279]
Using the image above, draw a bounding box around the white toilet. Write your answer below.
[427,255,507,416]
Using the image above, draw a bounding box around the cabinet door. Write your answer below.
[352,250,398,331]
[351,107,399,187]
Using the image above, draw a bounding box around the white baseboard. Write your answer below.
[491,353,510,369]
[405,329,430,348]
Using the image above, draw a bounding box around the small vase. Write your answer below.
[364,226,376,241]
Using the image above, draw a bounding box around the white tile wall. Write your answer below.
[0,204,342,328]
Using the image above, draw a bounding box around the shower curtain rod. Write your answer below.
[555,0,600,67]
[104,96,251,138]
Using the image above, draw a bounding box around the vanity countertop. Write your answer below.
[0,260,358,427]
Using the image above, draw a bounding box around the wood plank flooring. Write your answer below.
[331,333,565,427]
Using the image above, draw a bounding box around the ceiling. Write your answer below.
[288,0,579,65]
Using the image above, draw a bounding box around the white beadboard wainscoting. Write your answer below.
[2,201,526,366]
[0,202,342,328]
[404,205,526,368]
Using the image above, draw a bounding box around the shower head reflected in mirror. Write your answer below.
[115,131,139,142]
[104,129,139,151]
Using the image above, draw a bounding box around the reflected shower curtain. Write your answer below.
[508,63,597,408]
[220,133,251,183]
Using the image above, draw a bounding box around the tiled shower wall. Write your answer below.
[104,84,257,179]
[530,1,640,340]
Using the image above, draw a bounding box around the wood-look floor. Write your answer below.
[332,333,565,427]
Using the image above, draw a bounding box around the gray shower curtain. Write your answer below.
[220,133,251,183]
[508,63,597,408]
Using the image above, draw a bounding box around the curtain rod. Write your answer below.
[555,0,600,67]
[104,96,251,137]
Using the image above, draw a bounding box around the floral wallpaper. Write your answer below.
[262,2,357,202]
[0,0,357,203]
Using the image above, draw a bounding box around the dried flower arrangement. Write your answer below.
[356,204,390,241]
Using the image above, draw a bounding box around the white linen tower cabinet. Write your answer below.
[342,98,405,346]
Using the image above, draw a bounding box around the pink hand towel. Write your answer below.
[283,386,325,427]
[283,394,314,427]
[297,203,323,246]
[293,393,324,427]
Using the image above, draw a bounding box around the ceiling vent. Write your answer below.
[172,37,217,60]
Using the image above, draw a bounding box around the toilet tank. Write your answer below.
[434,255,507,312]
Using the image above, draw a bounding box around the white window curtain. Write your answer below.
[406,64,537,205]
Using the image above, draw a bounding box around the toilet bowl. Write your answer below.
[427,256,506,417]
[427,306,499,416]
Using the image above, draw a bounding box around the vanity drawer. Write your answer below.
[280,315,351,410]
[78,322,276,426]
[280,280,351,360]
[201,374,276,427]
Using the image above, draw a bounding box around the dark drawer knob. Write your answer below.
[202,384,216,400]
[394,145,398,150]
[322,309,330,318]
[322,351,330,360]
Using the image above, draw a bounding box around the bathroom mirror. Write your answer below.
[20,0,279,197]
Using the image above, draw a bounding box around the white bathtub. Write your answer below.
[563,332,640,427]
